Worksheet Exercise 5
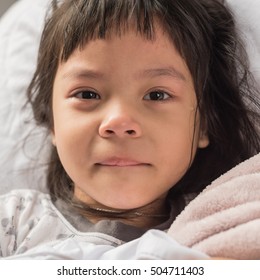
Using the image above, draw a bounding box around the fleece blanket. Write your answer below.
[168,153,260,259]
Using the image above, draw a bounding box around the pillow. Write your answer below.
[0,0,259,195]
[0,0,52,194]
[226,0,260,88]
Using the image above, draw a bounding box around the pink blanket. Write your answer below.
[168,153,260,259]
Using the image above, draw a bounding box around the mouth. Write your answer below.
[96,157,150,167]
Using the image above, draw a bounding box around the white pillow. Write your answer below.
[226,0,260,88]
[0,0,51,194]
[0,0,259,195]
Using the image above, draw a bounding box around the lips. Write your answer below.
[96,157,149,167]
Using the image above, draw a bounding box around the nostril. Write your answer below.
[106,130,114,134]
[126,130,135,135]
[100,125,140,138]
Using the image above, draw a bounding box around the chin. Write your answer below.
[101,195,159,211]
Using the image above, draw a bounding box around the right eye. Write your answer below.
[74,90,101,100]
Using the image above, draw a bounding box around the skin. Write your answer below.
[51,26,209,227]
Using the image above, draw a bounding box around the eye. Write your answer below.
[74,90,100,100]
[143,90,172,101]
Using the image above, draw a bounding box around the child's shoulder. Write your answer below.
[0,189,62,257]
[0,188,51,201]
[0,189,52,216]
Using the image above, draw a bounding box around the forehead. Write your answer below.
[57,26,191,83]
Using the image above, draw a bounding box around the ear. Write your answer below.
[198,130,209,148]
[51,130,56,146]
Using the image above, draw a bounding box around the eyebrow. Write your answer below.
[61,69,105,80]
[136,67,186,81]
[61,66,186,81]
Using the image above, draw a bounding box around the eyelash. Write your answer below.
[143,90,172,101]
[72,89,173,102]
[73,90,101,100]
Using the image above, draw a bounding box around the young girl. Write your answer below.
[0,0,259,259]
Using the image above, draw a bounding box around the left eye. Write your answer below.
[74,90,100,99]
[143,91,171,101]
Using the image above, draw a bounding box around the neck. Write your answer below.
[80,198,169,229]
[72,189,169,228]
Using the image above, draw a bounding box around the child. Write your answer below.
[0,0,259,259]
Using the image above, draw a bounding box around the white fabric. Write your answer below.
[0,189,209,259]
[0,0,51,194]
[226,0,260,88]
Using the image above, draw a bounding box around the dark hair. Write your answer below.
[28,0,260,214]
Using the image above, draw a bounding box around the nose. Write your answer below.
[98,107,142,139]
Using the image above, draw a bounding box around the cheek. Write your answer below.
[52,117,95,172]
[155,135,195,190]
[158,135,192,167]
[155,112,199,170]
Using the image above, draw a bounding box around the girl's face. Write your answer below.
[52,26,209,210]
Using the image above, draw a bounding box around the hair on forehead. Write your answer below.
[54,0,166,61]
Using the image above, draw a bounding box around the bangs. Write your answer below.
[56,0,164,61]
[39,0,221,103]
